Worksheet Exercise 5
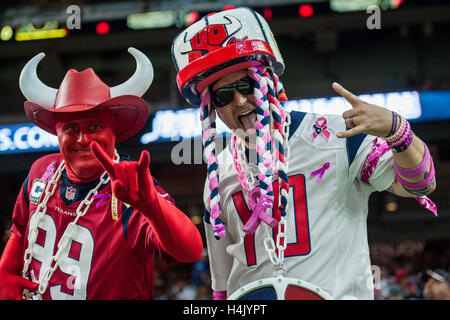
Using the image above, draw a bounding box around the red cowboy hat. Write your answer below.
[19,47,153,142]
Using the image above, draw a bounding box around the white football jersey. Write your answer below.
[203,111,395,300]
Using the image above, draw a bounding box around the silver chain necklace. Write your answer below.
[23,150,119,299]
[234,113,291,275]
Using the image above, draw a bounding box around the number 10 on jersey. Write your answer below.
[233,174,311,266]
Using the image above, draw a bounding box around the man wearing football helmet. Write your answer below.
[171,7,436,300]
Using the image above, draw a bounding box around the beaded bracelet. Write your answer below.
[390,120,410,147]
[386,111,398,138]
[385,115,405,143]
[385,115,414,152]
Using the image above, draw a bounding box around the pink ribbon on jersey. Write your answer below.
[93,192,111,208]
[243,187,278,234]
[310,162,330,182]
[41,161,57,182]
[312,117,331,140]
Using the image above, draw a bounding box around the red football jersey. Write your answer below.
[12,153,174,300]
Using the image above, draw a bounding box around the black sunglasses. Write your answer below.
[210,76,254,108]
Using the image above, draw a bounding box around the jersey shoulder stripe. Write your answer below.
[346,132,367,167]
[288,111,307,140]
[22,174,30,206]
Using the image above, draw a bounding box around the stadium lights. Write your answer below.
[96,21,110,35]
[299,4,314,18]
[222,5,236,11]
[191,215,203,225]
[385,193,398,212]
[127,10,185,30]
[15,28,67,41]
[0,26,13,41]
[185,11,200,26]
[15,21,67,41]
[391,0,404,9]
[263,8,273,21]
[330,0,403,12]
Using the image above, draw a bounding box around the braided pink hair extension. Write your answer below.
[229,65,290,221]
[247,65,275,208]
[200,88,225,238]
[266,69,289,215]
[230,61,264,193]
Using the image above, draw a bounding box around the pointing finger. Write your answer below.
[138,150,150,175]
[332,82,360,106]
[90,141,116,179]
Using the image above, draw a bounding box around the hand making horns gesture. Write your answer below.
[332,82,395,139]
[90,141,157,211]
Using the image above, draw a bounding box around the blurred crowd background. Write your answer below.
[0,0,449,300]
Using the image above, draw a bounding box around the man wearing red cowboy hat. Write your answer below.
[0,48,203,300]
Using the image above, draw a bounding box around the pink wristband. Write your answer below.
[386,119,414,152]
[390,120,411,147]
[394,142,431,179]
[213,290,227,300]
[395,158,435,190]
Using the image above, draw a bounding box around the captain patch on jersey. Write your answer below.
[30,179,46,204]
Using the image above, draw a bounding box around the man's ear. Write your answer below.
[54,121,63,133]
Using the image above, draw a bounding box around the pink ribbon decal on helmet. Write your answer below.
[312,117,331,140]
[243,187,278,234]
[310,162,330,182]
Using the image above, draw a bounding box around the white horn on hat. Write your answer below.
[19,52,58,107]
[110,47,154,98]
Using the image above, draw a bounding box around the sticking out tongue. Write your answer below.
[239,111,257,134]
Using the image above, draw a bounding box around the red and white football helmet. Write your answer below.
[171,7,285,107]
